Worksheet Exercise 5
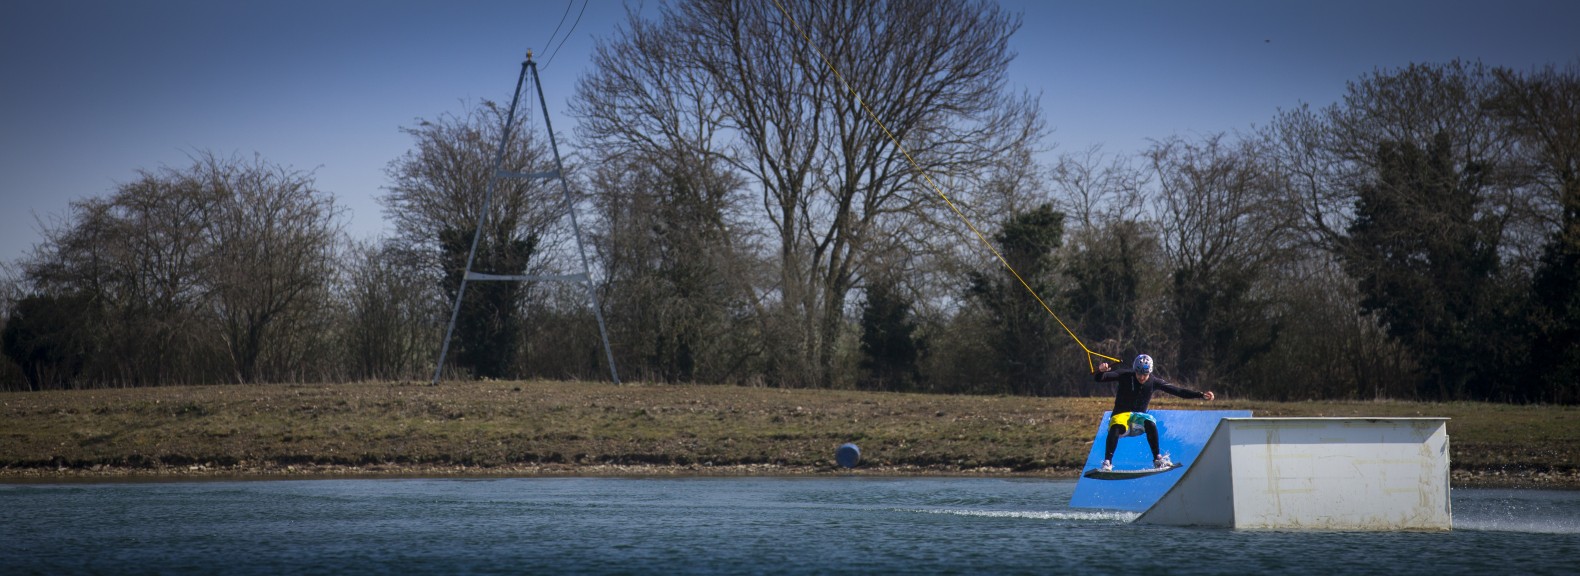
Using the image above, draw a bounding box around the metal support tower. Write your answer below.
[432,51,620,385]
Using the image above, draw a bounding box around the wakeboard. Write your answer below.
[1082,462,1182,480]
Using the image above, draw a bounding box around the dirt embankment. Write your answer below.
[2,380,1575,488]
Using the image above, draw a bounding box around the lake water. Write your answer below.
[2,477,1575,574]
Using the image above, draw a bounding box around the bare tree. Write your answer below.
[384,102,565,273]
[3,153,349,388]
[340,239,441,381]
[19,168,224,386]
[1047,146,1157,367]
[382,101,563,379]
[1049,145,1149,232]
[669,0,1043,386]
[1146,134,1291,385]
[199,154,342,383]
[1488,62,1580,241]
[1269,62,1521,248]
[574,7,763,383]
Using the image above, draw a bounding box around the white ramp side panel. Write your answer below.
[1137,418,1451,531]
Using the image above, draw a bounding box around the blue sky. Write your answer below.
[3,0,1577,267]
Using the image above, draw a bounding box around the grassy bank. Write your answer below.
[2,380,1575,487]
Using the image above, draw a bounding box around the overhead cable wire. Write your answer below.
[541,0,575,57]
[546,0,590,70]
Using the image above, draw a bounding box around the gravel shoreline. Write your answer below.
[3,463,1575,490]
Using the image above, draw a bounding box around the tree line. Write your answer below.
[3,0,1575,403]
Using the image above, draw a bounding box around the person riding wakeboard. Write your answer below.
[1094,354,1215,471]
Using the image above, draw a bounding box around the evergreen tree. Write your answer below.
[1529,229,1580,403]
[967,204,1066,395]
[440,227,537,379]
[858,280,924,391]
[1487,64,1580,403]
[1,293,94,390]
[1342,133,1505,400]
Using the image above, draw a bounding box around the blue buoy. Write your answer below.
[836,443,861,468]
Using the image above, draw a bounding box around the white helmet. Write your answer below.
[1134,354,1153,374]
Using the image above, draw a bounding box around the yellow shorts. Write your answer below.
[1109,412,1157,437]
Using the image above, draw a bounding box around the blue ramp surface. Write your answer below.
[1068,409,1251,511]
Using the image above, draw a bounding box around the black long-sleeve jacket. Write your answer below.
[1095,368,1206,414]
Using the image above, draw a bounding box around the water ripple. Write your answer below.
[897,507,1139,522]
